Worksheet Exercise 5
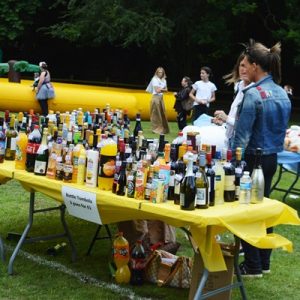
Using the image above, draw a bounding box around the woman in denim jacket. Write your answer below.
[231,39,291,277]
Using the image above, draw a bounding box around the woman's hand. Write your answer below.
[214,110,228,122]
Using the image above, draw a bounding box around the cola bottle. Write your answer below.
[130,240,146,285]
[25,125,42,172]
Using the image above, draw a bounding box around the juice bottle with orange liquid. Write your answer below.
[98,134,117,190]
[113,232,131,284]
[15,127,28,170]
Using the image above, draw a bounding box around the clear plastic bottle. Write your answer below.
[239,171,252,204]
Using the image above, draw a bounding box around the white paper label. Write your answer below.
[62,186,101,224]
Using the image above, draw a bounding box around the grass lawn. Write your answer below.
[0,120,299,299]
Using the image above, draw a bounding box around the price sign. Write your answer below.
[62,186,102,224]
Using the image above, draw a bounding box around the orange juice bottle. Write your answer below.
[98,135,117,190]
[113,232,131,284]
[15,127,28,170]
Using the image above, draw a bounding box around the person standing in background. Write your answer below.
[189,66,217,124]
[147,67,169,134]
[173,76,193,130]
[36,61,55,116]
[283,84,293,101]
[231,39,291,277]
[213,53,252,147]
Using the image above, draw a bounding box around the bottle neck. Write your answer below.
[186,159,194,176]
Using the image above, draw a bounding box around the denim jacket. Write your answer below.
[231,75,291,156]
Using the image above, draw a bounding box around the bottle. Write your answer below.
[46,242,67,256]
[223,149,236,202]
[63,148,73,183]
[5,114,18,161]
[206,152,215,206]
[239,171,252,204]
[167,145,177,201]
[130,240,146,285]
[144,165,154,200]
[133,113,143,138]
[34,128,49,175]
[25,125,42,172]
[127,162,137,198]
[72,139,84,183]
[180,152,196,211]
[98,135,117,190]
[250,148,265,203]
[0,124,6,163]
[14,127,28,170]
[134,161,145,200]
[113,232,131,284]
[234,147,243,201]
[174,149,185,205]
[195,152,209,209]
[214,151,225,205]
[116,161,127,196]
[86,135,99,188]
[77,148,87,185]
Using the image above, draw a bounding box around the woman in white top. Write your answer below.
[148,67,170,134]
[189,66,217,124]
[213,53,252,146]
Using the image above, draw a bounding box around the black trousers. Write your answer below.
[241,153,277,271]
[176,111,188,130]
[192,104,207,124]
[38,99,49,116]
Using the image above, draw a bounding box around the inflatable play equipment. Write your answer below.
[0,78,178,120]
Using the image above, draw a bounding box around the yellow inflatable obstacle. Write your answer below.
[0,78,177,121]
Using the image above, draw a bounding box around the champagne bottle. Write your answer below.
[180,152,196,211]
[34,128,49,175]
[116,161,127,196]
[195,151,209,209]
[250,148,265,203]
[223,149,236,202]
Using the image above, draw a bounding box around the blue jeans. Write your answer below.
[241,153,277,271]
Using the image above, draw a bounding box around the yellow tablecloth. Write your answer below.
[1,162,300,272]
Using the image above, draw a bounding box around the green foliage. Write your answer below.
[0,0,41,43]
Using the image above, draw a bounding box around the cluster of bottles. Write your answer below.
[113,232,146,285]
[173,142,265,210]
[0,107,264,208]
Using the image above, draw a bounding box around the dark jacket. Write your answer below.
[173,86,192,113]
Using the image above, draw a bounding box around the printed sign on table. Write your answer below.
[62,186,102,224]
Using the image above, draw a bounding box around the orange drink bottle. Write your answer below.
[113,232,131,284]
[15,127,28,170]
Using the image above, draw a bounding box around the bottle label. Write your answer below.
[34,161,47,174]
[131,258,145,270]
[215,174,221,182]
[169,171,175,186]
[26,142,40,154]
[63,164,73,180]
[10,137,17,151]
[0,140,6,156]
[127,180,135,196]
[180,193,185,206]
[224,175,235,191]
[113,245,129,260]
[240,182,251,190]
[195,188,206,205]
[98,155,116,178]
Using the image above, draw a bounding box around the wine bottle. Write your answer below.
[34,128,49,175]
[223,149,236,202]
[133,113,143,138]
[250,148,265,203]
[127,162,137,198]
[195,151,209,209]
[116,161,127,196]
[206,152,215,206]
[214,151,225,205]
[5,114,18,161]
[180,152,196,211]
[234,147,243,201]
[0,123,6,163]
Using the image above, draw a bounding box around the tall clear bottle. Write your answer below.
[250,148,265,203]
[214,151,224,205]
[180,152,196,211]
